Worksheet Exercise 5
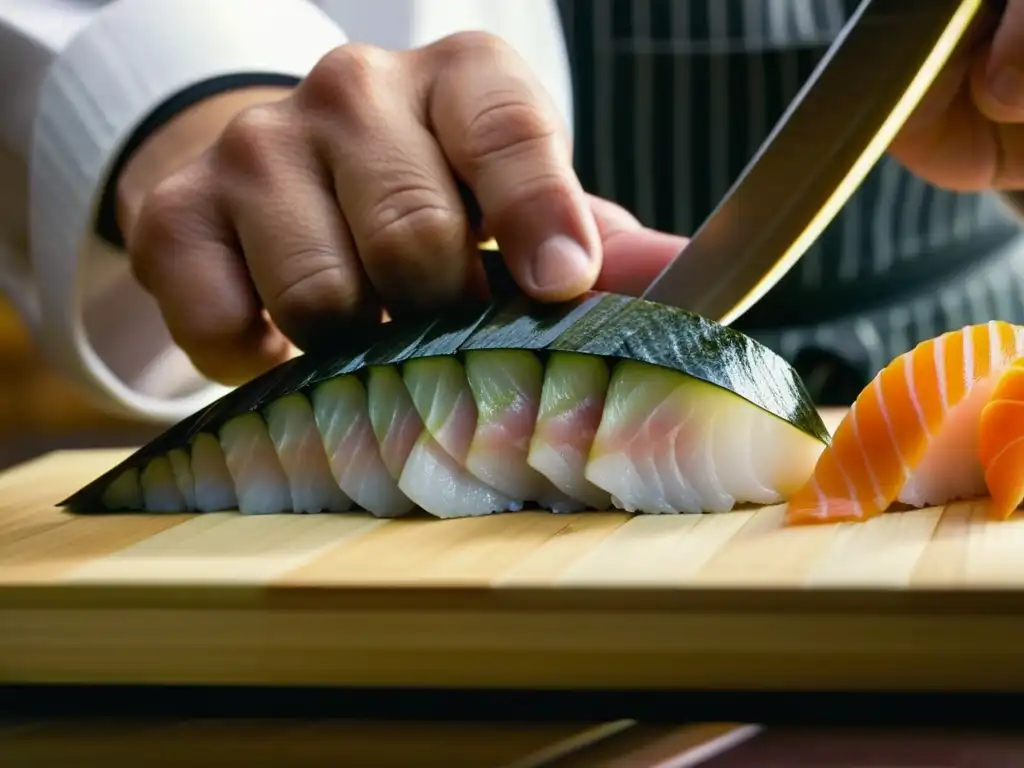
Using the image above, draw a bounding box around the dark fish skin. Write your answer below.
[61,254,828,514]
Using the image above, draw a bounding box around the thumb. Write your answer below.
[973,0,1024,120]
[587,195,690,296]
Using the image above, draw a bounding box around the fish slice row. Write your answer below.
[99,350,823,519]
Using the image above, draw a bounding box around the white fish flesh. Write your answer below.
[93,351,825,519]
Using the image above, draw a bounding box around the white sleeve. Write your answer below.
[17,0,347,424]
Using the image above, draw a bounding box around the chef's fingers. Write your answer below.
[295,44,480,317]
[988,123,1024,187]
[973,0,1024,121]
[212,99,381,352]
[422,31,603,303]
[587,195,691,297]
[127,163,294,384]
[888,7,993,189]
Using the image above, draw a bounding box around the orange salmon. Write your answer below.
[979,356,1024,520]
[786,321,1024,525]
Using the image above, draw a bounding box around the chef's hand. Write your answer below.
[890,0,1024,190]
[117,33,687,385]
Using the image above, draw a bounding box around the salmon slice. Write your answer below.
[786,321,1024,525]
[978,357,1024,520]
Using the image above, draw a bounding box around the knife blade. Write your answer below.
[640,0,986,325]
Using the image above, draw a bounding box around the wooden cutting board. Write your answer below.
[4,407,1024,692]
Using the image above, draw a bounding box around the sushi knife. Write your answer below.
[639,0,989,325]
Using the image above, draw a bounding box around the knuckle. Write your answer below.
[216,104,291,177]
[270,254,362,335]
[430,30,509,63]
[489,168,578,223]
[299,43,392,119]
[363,184,465,259]
[128,174,200,284]
[358,187,469,307]
[459,98,559,169]
[136,174,194,241]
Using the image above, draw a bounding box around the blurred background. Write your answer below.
[0,299,158,470]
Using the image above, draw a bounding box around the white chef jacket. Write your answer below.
[0,0,573,424]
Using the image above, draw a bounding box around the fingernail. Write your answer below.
[989,65,1024,108]
[531,235,594,296]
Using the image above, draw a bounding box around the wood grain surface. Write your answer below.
[5,408,1024,691]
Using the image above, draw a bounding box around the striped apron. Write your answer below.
[556,0,1024,404]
